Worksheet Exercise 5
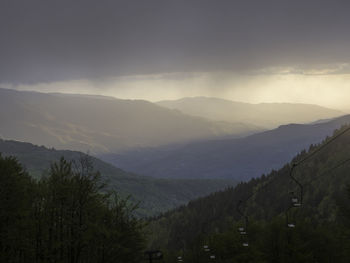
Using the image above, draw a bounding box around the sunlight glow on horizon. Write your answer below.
[3,70,350,112]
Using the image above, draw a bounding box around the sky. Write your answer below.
[1,0,350,110]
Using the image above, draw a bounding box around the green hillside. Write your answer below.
[0,139,235,217]
[147,125,350,262]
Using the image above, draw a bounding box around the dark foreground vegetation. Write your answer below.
[0,155,144,263]
[147,125,350,262]
[2,125,350,262]
[0,138,235,218]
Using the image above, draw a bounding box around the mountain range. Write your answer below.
[2,88,348,213]
[102,115,350,181]
[157,97,344,129]
[0,88,261,154]
[1,88,344,157]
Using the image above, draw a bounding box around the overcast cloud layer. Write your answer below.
[1,0,350,84]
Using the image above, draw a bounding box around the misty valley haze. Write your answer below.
[157,97,344,129]
[0,88,262,153]
[0,88,344,155]
[103,115,350,181]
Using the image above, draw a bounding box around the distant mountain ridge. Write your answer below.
[157,97,344,129]
[0,88,261,154]
[0,138,235,217]
[102,114,350,181]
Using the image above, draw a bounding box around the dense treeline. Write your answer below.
[0,155,145,263]
[0,138,235,218]
[147,125,350,262]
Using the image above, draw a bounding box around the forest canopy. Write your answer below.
[0,155,145,263]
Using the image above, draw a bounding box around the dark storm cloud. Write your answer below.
[1,0,350,83]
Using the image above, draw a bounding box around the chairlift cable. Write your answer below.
[285,126,350,228]
[294,126,350,167]
[235,125,350,246]
[303,157,350,188]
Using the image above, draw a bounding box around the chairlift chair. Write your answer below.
[290,192,301,207]
[238,227,246,235]
[203,245,210,252]
[285,163,304,229]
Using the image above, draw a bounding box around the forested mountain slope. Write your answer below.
[147,125,350,262]
[0,139,235,217]
[104,114,350,181]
